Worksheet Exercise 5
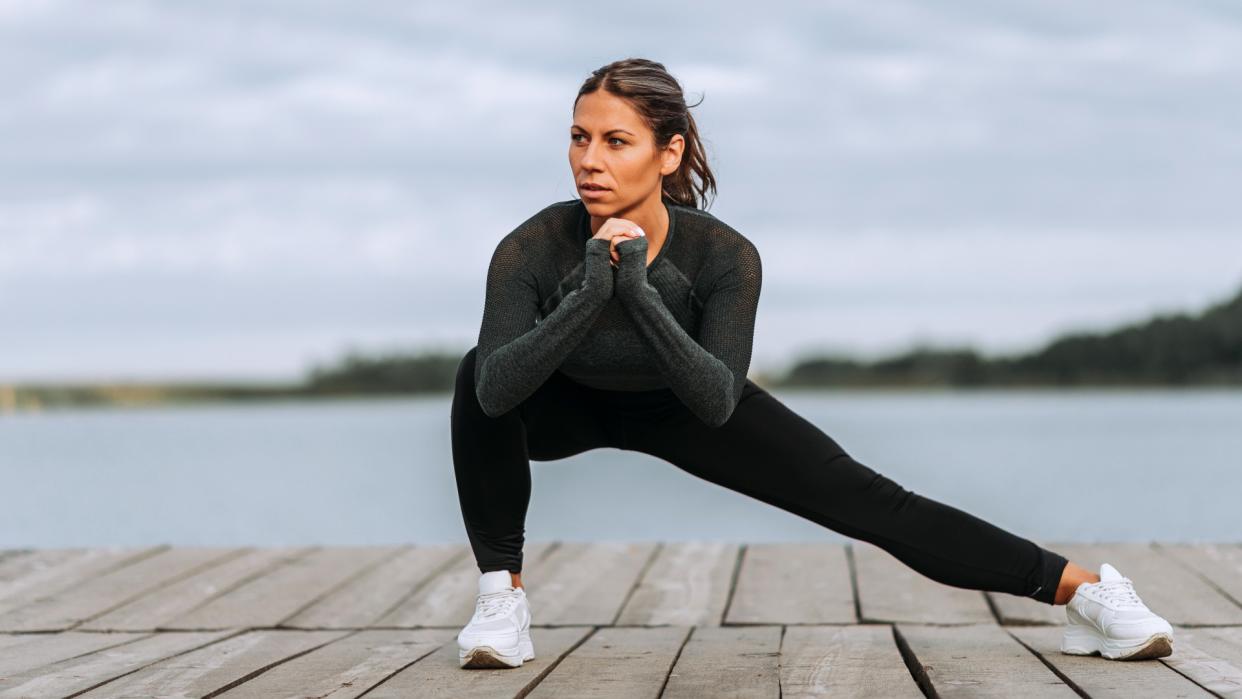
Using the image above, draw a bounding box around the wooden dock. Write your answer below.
[1,541,1241,697]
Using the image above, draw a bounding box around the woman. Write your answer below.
[450,57,1174,669]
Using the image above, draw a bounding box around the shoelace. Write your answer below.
[1094,578,1145,608]
[475,589,520,620]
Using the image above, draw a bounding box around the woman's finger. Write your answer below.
[607,230,643,265]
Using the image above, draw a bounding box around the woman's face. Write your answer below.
[569,89,681,213]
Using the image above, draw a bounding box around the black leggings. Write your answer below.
[451,346,1069,606]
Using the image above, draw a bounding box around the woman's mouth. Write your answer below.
[580,183,610,198]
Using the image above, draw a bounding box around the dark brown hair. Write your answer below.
[574,58,717,210]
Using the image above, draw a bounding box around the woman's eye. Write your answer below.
[570,134,625,145]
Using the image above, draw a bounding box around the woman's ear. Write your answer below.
[661,134,685,176]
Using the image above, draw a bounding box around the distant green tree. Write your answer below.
[776,282,1242,388]
[304,350,462,394]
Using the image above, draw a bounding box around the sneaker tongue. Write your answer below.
[479,570,514,596]
[1099,563,1124,582]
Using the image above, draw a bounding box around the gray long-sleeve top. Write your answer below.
[473,197,762,427]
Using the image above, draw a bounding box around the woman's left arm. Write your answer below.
[614,235,762,427]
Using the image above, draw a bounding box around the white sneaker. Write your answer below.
[1060,563,1174,660]
[457,570,535,669]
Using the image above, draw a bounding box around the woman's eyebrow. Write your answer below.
[570,126,636,136]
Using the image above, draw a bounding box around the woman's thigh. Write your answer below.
[623,380,899,539]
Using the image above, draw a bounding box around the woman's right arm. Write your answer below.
[473,235,615,417]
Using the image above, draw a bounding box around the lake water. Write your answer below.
[2,389,1239,548]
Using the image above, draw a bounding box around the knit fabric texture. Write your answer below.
[474,197,762,427]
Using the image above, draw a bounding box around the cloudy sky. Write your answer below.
[3,1,1241,382]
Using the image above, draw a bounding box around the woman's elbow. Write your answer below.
[701,387,738,428]
[474,384,511,419]
[708,369,744,427]
[473,357,511,418]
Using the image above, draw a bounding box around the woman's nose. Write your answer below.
[580,141,601,168]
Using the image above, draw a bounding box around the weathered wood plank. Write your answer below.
[366,627,592,698]
[0,550,30,566]
[375,542,553,628]
[1054,543,1242,625]
[526,626,690,699]
[283,545,466,629]
[0,547,164,616]
[0,633,34,653]
[0,548,243,632]
[0,631,233,698]
[81,547,311,631]
[1161,626,1242,697]
[1155,542,1242,615]
[0,549,85,604]
[164,547,397,630]
[987,591,1065,627]
[614,542,739,627]
[1007,625,1215,697]
[523,541,658,626]
[896,623,1078,697]
[992,594,1066,630]
[854,541,994,624]
[724,543,854,625]
[780,624,922,698]
[212,629,452,698]
[74,629,347,698]
[661,625,780,699]
[0,632,149,678]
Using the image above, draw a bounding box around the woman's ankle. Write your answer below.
[1053,562,1100,605]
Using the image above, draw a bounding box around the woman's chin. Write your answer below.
[580,199,616,216]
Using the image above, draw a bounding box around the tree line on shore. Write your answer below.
[780,281,1242,388]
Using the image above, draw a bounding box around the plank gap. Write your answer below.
[846,542,863,625]
[1002,627,1092,699]
[363,547,471,628]
[199,629,364,699]
[512,625,601,699]
[608,541,664,627]
[61,629,248,699]
[889,624,935,699]
[1152,541,1242,612]
[718,543,747,626]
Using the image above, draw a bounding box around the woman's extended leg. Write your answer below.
[624,380,1071,605]
[450,346,618,575]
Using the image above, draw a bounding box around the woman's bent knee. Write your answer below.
[455,346,481,399]
[452,346,493,428]
[457,346,478,382]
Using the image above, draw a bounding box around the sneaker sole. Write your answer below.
[1061,628,1173,660]
[459,632,535,669]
